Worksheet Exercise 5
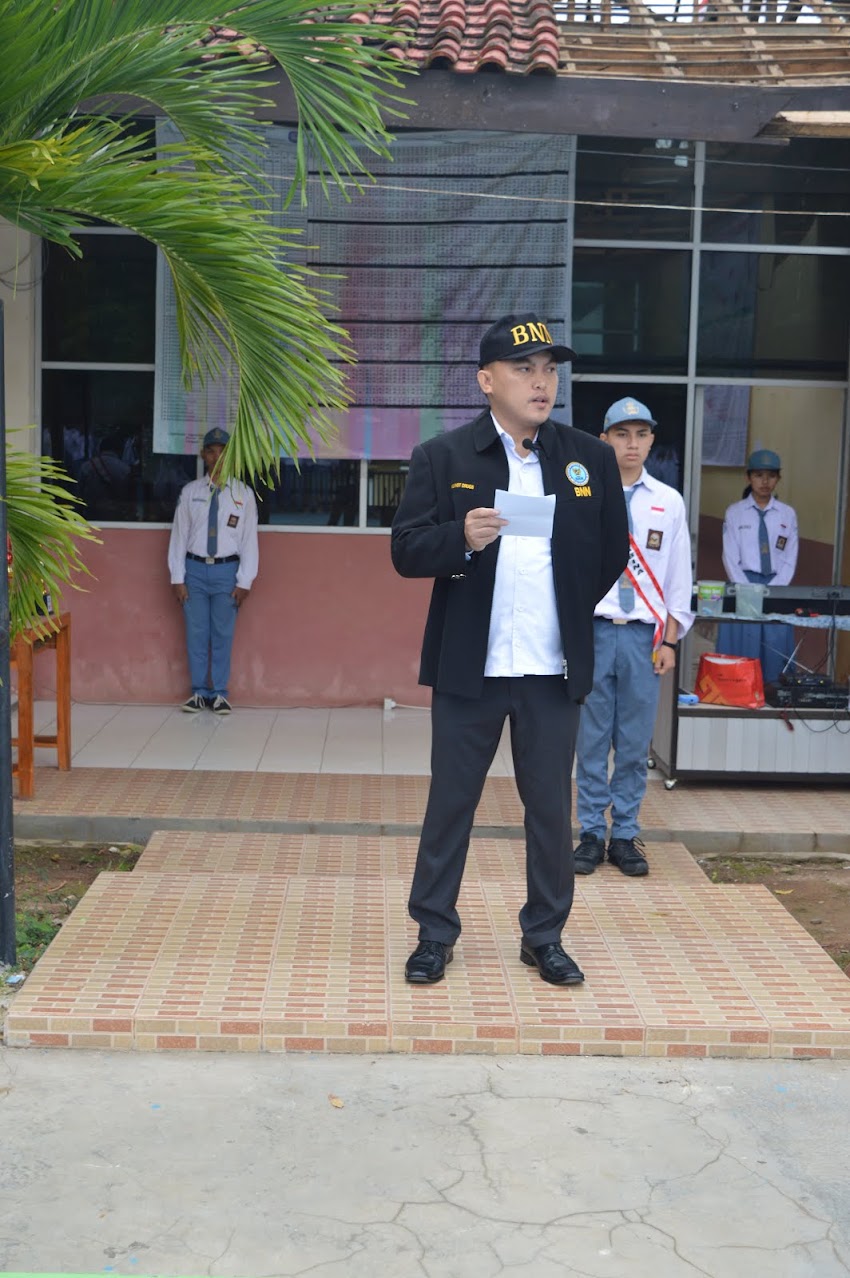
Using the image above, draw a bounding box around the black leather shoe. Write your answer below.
[520,941,585,986]
[574,832,606,876]
[607,837,649,877]
[405,940,454,984]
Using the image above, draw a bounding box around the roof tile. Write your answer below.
[199,3,850,86]
[373,1,561,75]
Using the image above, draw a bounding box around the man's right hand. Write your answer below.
[464,507,508,553]
[172,583,189,604]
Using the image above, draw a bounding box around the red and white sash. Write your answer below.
[623,536,667,649]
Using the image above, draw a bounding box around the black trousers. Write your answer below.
[409,676,580,948]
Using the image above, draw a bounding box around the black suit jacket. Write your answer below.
[391,410,629,701]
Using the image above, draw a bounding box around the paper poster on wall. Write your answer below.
[153,124,571,458]
[702,384,750,466]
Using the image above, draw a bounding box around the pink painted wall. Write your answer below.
[46,529,432,708]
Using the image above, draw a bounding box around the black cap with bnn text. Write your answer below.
[478,313,575,367]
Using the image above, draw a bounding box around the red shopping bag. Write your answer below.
[696,653,765,709]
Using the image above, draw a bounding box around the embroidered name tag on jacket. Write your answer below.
[451,482,475,490]
[647,529,663,550]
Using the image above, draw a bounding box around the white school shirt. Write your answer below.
[595,468,694,639]
[484,419,564,678]
[167,477,259,590]
[722,494,798,586]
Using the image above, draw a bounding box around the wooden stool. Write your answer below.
[11,612,72,800]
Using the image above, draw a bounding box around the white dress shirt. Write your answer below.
[168,477,259,590]
[722,494,798,586]
[595,468,694,638]
[484,420,564,677]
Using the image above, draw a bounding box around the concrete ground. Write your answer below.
[1,1048,849,1277]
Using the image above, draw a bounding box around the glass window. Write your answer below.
[367,461,408,527]
[703,140,850,249]
[256,460,361,526]
[698,251,850,379]
[41,370,195,522]
[571,383,688,493]
[572,248,690,376]
[575,137,694,241]
[42,233,157,363]
[696,384,842,588]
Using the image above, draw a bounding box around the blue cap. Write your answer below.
[603,397,657,431]
[747,448,781,472]
[202,427,230,448]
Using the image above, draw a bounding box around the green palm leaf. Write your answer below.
[1,0,412,484]
[0,0,414,638]
[3,441,99,643]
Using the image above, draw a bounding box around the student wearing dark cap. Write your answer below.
[719,448,799,685]
[167,427,259,714]
[392,313,629,987]
[573,398,694,879]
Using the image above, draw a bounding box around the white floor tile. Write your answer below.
[73,705,176,767]
[68,702,124,753]
[131,708,219,769]
[21,701,588,779]
[257,709,330,772]
[493,722,516,777]
[322,707,383,773]
[382,708,431,775]
[193,709,277,771]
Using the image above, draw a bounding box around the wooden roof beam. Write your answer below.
[763,108,850,134]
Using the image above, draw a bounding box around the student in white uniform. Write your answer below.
[168,427,259,714]
[719,448,798,686]
[574,397,694,878]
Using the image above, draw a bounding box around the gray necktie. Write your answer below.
[207,487,219,558]
[618,487,636,613]
[756,507,772,577]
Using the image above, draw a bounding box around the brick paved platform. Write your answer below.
[7,831,850,1058]
[13,767,850,855]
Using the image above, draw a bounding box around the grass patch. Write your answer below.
[707,858,771,884]
[7,841,143,975]
[14,910,61,970]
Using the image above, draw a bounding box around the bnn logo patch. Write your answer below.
[510,322,554,348]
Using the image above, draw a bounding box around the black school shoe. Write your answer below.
[573,832,606,876]
[607,837,649,877]
[405,940,454,984]
[520,941,585,986]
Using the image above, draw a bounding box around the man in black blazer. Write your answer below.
[392,313,629,986]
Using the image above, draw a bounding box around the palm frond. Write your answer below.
[2,124,357,478]
[1,0,414,485]
[0,1,411,189]
[3,441,100,643]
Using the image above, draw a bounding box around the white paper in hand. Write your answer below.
[494,489,556,538]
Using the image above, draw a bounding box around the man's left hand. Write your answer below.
[232,586,250,608]
[654,645,677,676]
